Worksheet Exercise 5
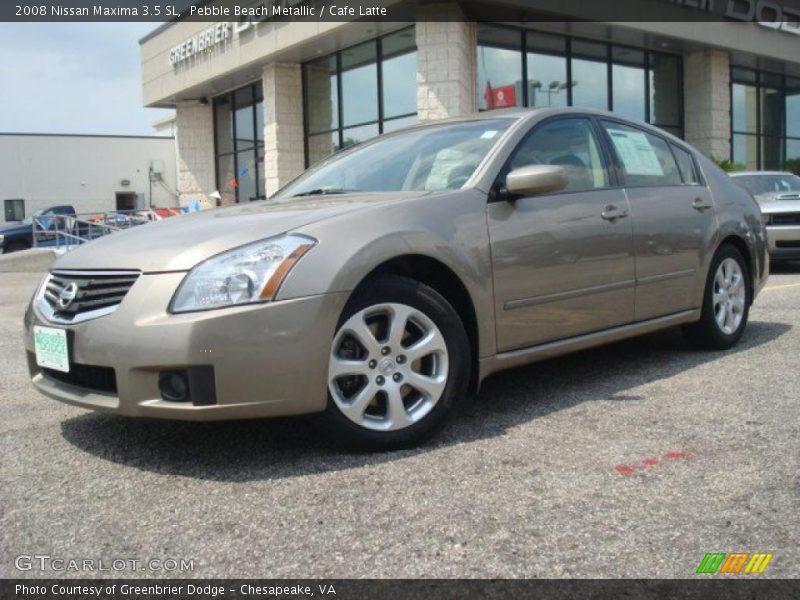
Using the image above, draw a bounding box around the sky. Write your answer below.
[0,23,173,136]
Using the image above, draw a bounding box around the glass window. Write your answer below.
[305,55,339,135]
[787,78,800,138]
[213,82,265,203]
[216,153,236,206]
[648,54,681,128]
[527,53,569,108]
[731,68,800,171]
[671,144,700,185]
[477,27,683,137]
[307,131,338,167]
[341,122,380,150]
[525,31,568,108]
[478,45,522,110]
[4,198,24,222]
[383,114,418,133]
[234,86,255,150]
[341,41,378,126]
[214,96,234,155]
[509,118,609,192]
[732,83,758,134]
[602,121,682,187]
[733,134,759,170]
[613,64,646,121]
[382,48,417,118]
[571,57,608,111]
[303,27,417,167]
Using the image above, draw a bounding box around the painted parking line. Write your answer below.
[763,282,800,292]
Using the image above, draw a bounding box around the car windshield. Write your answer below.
[734,174,800,195]
[273,119,515,199]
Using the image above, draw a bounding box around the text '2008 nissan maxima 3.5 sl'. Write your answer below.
[24,108,769,449]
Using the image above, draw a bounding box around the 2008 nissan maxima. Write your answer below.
[24,108,769,449]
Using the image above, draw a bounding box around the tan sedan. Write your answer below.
[24,108,769,449]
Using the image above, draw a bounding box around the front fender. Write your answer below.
[276,189,497,357]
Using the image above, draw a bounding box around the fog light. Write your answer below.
[159,371,190,402]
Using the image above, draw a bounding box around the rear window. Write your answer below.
[670,144,701,185]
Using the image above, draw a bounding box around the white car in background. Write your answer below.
[731,171,800,262]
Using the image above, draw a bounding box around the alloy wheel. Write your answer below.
[713,257,746,335]
[328,303,449,431]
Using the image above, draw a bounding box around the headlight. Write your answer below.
[170,234,316,313]
[0,234,4,245]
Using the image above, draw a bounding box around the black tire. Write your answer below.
[321,275,470,451]
[683,244,751,350]
[3,241,31,254]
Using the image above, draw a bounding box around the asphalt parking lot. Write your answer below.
[1,266,798,579]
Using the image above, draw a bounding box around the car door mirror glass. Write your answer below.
[506,165,568,197]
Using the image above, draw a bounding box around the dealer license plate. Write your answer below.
[33,325,69,373]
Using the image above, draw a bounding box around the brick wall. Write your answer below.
[684,49,731,160]
[416,5,478,121]
[174,101,216,207]
[262,63,305,197]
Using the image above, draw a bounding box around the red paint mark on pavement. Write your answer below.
[664,451,693,461]
[613,452,696,475]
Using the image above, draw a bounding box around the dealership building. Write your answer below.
[138,0,800,206]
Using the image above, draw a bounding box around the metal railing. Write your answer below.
[33,209,168,251]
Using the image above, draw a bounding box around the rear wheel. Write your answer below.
[322,276,469,450]
[683,244,750,350]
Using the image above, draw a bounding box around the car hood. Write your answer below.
[53,192,420,272]
[754,192,800,214]
[0,222,29,235]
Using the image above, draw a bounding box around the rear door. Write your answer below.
[599,120,715,320]
[488,116,636,352]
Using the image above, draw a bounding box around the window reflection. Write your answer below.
[302,27,417,166]
[572,58,608,110]
[477,25,682,136]
[213,82,265,204]
[731,68,800,172]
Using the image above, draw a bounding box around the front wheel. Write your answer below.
[321,276,470,450]
[683,244,751,350]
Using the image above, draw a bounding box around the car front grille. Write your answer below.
[770,212,800,226]
[40,361,118,395]
[39,270,140,324]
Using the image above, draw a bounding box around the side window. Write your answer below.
[507,118,609,193]
[670,144,701,185]
[601,121,682,187]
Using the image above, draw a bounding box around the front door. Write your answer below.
[488,117,636,352]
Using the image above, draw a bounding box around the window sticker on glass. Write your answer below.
[480,130,498,139]
[606,128,664,176]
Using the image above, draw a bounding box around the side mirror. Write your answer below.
[506,165,568,197]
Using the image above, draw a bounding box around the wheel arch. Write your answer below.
[715,234,755,305]
[354,254,481,395]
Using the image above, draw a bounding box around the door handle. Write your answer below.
[601,205,629,221]
[692,197,713,211]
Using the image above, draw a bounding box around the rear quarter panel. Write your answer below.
[697,154,769,299]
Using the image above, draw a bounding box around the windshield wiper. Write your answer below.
[291,188,354,197]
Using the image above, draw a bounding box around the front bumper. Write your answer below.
[766,225,800,260]
[24,272,349,420]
